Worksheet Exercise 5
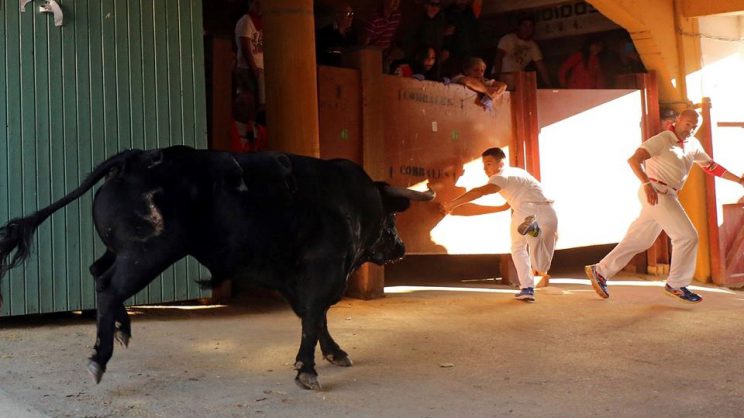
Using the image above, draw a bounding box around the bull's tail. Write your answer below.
[0,149,140,308]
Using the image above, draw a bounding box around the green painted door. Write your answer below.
[0,0,209,316]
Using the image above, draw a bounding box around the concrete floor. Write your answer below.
[1,268,744,418]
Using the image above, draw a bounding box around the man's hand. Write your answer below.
[643,183,658,205]
[485,82,507,98]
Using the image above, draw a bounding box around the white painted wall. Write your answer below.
[689,15,744,224]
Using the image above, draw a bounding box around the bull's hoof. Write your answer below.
[294,372,322,391]
[115,330,130,348]
[324,353,353,367]
[86,360,104,384]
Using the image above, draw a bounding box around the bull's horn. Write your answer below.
[383,185,436,201]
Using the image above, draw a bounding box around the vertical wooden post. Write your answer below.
[511,71,539,177]
[503,72,541,287]
[208,36,234,151]
[344,48,386,300]
[262,0,320,157]
[697,97,722,284]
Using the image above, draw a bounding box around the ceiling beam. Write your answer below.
[680,0,744,17]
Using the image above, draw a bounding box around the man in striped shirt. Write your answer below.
[363,0,401,70]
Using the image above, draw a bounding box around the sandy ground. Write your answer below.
[1,270,744,418]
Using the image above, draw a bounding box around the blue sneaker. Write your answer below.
[517,216,540,237]
[664,284,703,303]
[584,264,609,299]
[515,287,535,302]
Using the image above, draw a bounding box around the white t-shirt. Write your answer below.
[640,130,712,190]
[235,14,264,70]
[488,166,552,211]
[497,33,543,72]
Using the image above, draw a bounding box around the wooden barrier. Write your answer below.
[617,72,667,275]
[719,203,744,287]
[380,76,515,254]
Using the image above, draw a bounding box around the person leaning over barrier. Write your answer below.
[440,147,558,303]
[585,109,744,303]
[451,57,507,110]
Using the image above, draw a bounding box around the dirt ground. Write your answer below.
[1,269,744,418]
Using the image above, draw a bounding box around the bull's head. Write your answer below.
[367,183,435,265]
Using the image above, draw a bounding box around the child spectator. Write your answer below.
[410,46,439,81]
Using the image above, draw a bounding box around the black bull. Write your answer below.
[0,146,434,390]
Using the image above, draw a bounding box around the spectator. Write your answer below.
[363,0,402,70]
[234,0,264,107]
[558,37,606,89]
[390,59,414,77]
[660,108,678,131]
[442,0,480,75]
[452,57,506,110]
[316,2,360,66]
[491,15,551,89]
[410,46,439,81]
[403,0,448,64]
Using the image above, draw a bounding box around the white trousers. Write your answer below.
[597,185,698,288]
[511,203,558,289]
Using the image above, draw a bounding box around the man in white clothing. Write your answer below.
[441,147,558,302]
[585,109,744,303]
[491,16,551,89]
[234,0,264,106]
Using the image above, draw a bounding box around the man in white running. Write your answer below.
[585,109,744,303]
[441,147,558,302]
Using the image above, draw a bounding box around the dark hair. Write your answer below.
[581,37,604,69]
[517,14,535,26]
[482,147,506,160]
[412,46,437,78]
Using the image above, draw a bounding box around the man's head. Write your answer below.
[481,147,506,177]
[463,57,487,80]
[383,0,400,14]
[516,15,536,40]
[249,0,261,14]
[335,3,354,31]
[424,0,442,17]
[674,109,699,140]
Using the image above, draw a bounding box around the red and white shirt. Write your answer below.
[640,129,712,191]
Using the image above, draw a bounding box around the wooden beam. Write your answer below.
[717,122,744,128]
[681,0,744,17]
[699,98,723,284]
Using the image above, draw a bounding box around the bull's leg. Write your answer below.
[88,288,120,384]
[114,304,131,348]
[288,260,352,390]
[90,252,131,348]
[294,306,324,390]
[319,313,352,367]
[87,252,177,384]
